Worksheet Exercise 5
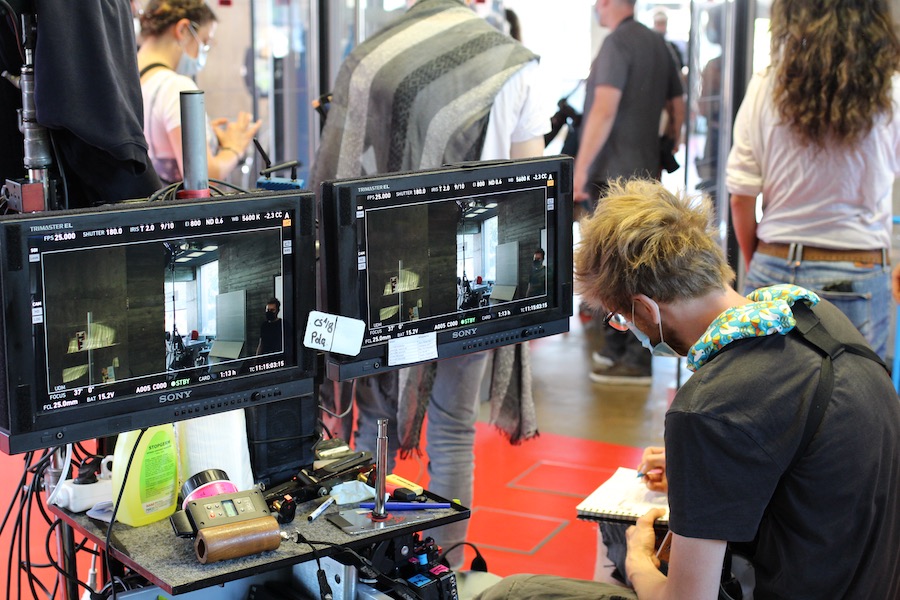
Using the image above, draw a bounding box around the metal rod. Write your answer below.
[179,90,210,196]
[372,419,388,518]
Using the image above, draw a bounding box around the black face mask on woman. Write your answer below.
[265,310,277,322]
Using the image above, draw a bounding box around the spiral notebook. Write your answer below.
[576,466,669,524]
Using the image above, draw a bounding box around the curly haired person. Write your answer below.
[726,0,900,358]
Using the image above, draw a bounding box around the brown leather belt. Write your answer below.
[757,242,889,266]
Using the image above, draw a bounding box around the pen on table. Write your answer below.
[358,502,451,510]
[306,496,335,521]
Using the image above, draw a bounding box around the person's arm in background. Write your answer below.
[483,60,550,162]
[664,94,685,148]
[730,194,758,270]
[510,136,545,159]
[209,112,262,179]
[725,73,765,270]
[573,85,621,202]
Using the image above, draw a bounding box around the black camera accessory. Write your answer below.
[270,494,298,524]
[314,450,372,476]
[390,487,418,502]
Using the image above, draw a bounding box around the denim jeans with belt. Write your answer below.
[743,250,891,359]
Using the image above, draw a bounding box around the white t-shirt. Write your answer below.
[725,69,900,250]
[141,69,210,183]
[480,60,551,161]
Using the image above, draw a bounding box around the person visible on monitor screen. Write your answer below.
[726,0,900,359]
[573,0,684,386]
[525,248,547,297]
[312,0,549,570]
[137,0,261,185]
[472,178,900,600]
[256,298,282,355]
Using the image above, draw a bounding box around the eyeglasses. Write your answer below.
[602,311,630,332]
[188,21,212,54]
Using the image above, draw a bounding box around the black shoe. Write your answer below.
[589,363,652,386]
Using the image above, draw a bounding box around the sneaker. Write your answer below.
[589,363,652,386]
[591,352,614,368]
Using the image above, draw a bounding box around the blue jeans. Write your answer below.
[743,251,891,359]
[354,352,489,569]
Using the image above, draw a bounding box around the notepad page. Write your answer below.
[576,466,669,522]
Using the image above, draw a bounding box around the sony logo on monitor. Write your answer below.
[159,390,192,403]
[451,328,478,339]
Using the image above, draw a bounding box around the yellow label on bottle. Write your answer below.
[139,429,177,514]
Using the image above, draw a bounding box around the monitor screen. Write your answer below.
[320,155,574,381]
[0,190,317,454]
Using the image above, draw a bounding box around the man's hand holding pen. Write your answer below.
[637,446,667,493]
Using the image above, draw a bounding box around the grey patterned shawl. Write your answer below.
[312,0,538,185]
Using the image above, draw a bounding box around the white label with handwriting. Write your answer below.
[303,311,365,356]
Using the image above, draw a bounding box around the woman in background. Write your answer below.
[137,0,260,184]
[726,0,900,358]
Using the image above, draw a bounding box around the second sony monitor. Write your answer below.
[320,155,574,381]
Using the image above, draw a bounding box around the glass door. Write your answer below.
[683,0,735,253]
[248,0,319,185]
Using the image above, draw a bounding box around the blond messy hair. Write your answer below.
[574,179,734,313]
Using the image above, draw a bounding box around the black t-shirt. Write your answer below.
[666,300,900,600]
[258,319,283,354]
[583,17,683,184]
[526,265,546,296]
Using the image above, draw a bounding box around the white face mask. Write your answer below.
[628,299,682,358]
[176,23,209,77]
[176,52,200,76]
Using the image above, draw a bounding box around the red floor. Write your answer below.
[0,423,641,596]
[392,421,643,579]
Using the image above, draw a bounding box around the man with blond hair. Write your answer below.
[476,179,900,599]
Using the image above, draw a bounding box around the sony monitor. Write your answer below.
[320,155,574,381]
[0,190,317,454]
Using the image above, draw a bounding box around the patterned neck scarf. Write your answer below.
[687,284,820,371]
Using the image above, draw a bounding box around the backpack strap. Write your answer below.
[139,62,170,78]
[788,301,886,469]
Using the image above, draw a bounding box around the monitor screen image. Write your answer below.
[0,190,317,454]
[320,155,574,381]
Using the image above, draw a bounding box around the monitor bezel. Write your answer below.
[0,190,318,454]
[320,155,574,381]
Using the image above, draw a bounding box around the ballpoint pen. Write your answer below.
[358,502,452,511]
[307,496,335,521]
